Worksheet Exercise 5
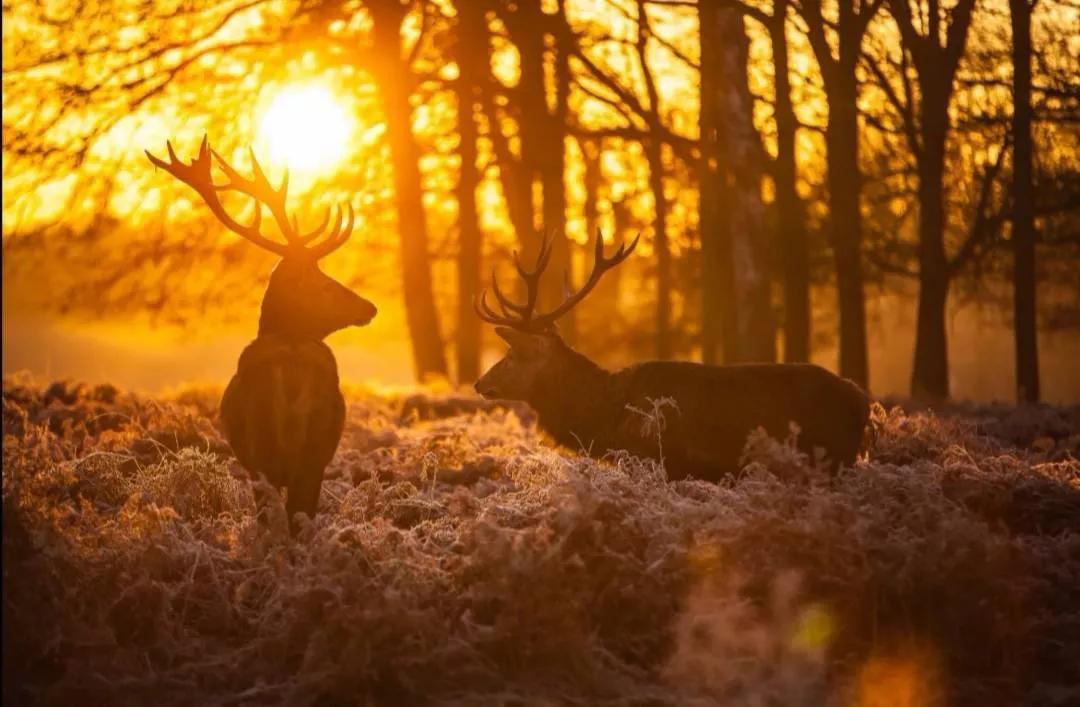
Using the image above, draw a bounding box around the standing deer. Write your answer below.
[474,233,870,480]
[147,138,377,529]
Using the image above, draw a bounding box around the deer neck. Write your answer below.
[527,347,617,448]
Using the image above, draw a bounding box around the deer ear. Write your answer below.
[495,327,542,353]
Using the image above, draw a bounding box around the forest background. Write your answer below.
[3,0,1079,401]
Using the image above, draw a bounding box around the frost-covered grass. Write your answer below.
[3,375,1079,706]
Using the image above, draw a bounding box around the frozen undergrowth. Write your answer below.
[3,375,1079,706]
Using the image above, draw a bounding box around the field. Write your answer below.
[3,376,1079,706]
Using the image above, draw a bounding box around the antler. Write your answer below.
[146,136,355,259]
[475,230,639,332]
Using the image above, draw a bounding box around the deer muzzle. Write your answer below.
[354,299,377,326]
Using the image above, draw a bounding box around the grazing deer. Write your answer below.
[473,234,870,480]
[147,138,377,529]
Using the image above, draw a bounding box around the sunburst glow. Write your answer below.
[257,85,353,174]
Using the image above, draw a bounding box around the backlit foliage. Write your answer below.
[5,0,1074,342]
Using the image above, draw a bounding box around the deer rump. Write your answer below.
[549,361,870,481]
[220,337,345,520]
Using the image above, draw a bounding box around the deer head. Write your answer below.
[146,137,377,341]
[473,231,638,400]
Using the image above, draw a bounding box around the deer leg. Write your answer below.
[248,475,289,536]
[285,465,325,535]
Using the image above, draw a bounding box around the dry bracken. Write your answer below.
[3,377,1079,706]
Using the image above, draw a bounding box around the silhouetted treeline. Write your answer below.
[2,0,1078,400]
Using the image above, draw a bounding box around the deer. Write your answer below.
[147,138,377,530]
[473,233,870,481]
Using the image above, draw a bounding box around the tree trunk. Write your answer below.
[482,92,534,246]
[608,195,631,312]
[582,139,601,244]
[544,1,573,341]
[1010,0,1039,402]
[823,68,868,387]
[507,0,544,245]
[698,0,728,364]
[453,0,486,383]
[646,137,671,358]
[887,0,978,400]
[581,139,619,319]
[638,0,671,358]
[885,0,980,397]
[770,1,810,363]
[370,4,448,380]
[911,78,951,400]
[503,0,571,330]
[712,8,775,363]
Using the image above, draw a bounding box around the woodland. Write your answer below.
[3,0,1078,399]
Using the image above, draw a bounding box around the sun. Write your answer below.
[257,85,354,175]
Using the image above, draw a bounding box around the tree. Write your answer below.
[797,0,883,388]
[699,1,775,364]
[366,0,449,380]
[1009,0,1039,402]
[452,0,488,383]
[719,0,811,361]
[562,2,699,358]
[636,0,673,359]
[769,0,810,363]
[884,0,978,400]
[491,0,573,330]
[698,0,726,365]
[768,0,812,362]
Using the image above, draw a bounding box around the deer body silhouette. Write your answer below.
[148,139,376,529]
[474,234,870,479]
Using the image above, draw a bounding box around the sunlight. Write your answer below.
[856,644,942,707]
[257,85,354,175]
